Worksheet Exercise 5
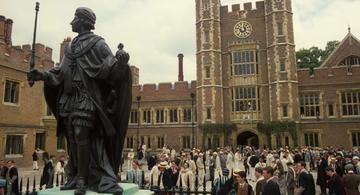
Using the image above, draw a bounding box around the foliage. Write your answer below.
[257,121,297,147]
[296,40,340,69]
[199,123,237,146]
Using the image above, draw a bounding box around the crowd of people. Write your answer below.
[1,145,360,195]
[126,144,360,195]
[0,150,66,195]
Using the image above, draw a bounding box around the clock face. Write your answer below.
[233,21,252,38]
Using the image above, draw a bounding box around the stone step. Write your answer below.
[37,183,153,195]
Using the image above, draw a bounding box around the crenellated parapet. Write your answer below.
[0,42,54,72]
[131,80,197,102]
[220,1,265,18]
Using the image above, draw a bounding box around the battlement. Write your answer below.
[0,42,54,71]
[220,1,265,16]
[137,81,197,92]
[131,80,197,102]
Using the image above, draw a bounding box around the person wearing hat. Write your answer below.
[156,161,173,190]
[196,153,205,189]
[343,163,360,195]
[28,6,132,195]
[353,156,360,175]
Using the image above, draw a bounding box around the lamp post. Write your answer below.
[136,96,141,150]
[190,93,196,148]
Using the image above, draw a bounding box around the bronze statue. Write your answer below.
[28,7,132,195]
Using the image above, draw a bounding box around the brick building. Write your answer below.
[126,0,360,152]
[0,15,63,166]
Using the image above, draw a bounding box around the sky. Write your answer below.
[1,0,359,84]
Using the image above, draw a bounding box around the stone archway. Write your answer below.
[237,131,259,148]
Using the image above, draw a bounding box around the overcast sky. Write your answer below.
[1,0,359,84]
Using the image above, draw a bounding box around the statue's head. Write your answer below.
[71,7,96,33]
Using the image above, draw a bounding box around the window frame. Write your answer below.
[3,78,21,106]
[5,134,24,157]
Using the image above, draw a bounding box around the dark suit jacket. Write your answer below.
[328,174,345,195]
[255,179,266,195]
[298,171,316,195]
[343,173,360,195]
[261,180,281,195]
[7,166,19,194]
[160,168,173,189]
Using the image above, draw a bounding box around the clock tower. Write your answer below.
[195,0,299,148]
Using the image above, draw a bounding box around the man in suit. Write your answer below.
[6,160,18,195]
[343,164,360,195]
[326,166,346,195]
[261,166,281,195]
[295,161,316,195]
[255,167,265,195]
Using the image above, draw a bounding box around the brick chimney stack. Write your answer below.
[4,18,13,45]
[177,53,184,81]
[0,15,6,43]
[59,37,72,62]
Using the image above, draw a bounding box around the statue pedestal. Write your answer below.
[37,183,153,195]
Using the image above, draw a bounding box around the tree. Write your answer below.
[296,40,340,69]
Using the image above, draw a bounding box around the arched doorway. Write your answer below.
[237,131,259,148]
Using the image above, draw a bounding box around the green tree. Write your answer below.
[296,40,340,69]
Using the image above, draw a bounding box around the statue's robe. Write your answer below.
[44,32,132,193]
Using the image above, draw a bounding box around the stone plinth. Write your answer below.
[37,183,153,195]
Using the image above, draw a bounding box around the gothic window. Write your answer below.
[232,87,258,112]
[4,80,20,104]
[339,56,360,73]
[304,132,319,147]
[328,103,334,117]
[205,66,210,78]
[232,51,256,76]
[169,109,178,123]
[341,91,360,116]
[142,110,151,124]
[204,31,210,43]
[182,136,191,149]
[206,108,211,120]
[282,105,288,117]
[280,59,286,72]
[157,136,165,148]
[300,93,320,117]
[126,137,134,148]
[351,131,360,147]
[130,110,138,124]
[183,108,192,123]
[277,22,283,36]
[156,109,164,123]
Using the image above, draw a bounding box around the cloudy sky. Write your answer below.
[1,0,359,84]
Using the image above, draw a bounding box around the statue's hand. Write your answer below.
[115,43,130,65]
[27,69,45,81]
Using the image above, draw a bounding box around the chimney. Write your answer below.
[59,37,71,61]
[0,15,5,43]
[177,53,184,81]
[4,18,13,45]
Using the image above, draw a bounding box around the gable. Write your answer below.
[320,33,360,68]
